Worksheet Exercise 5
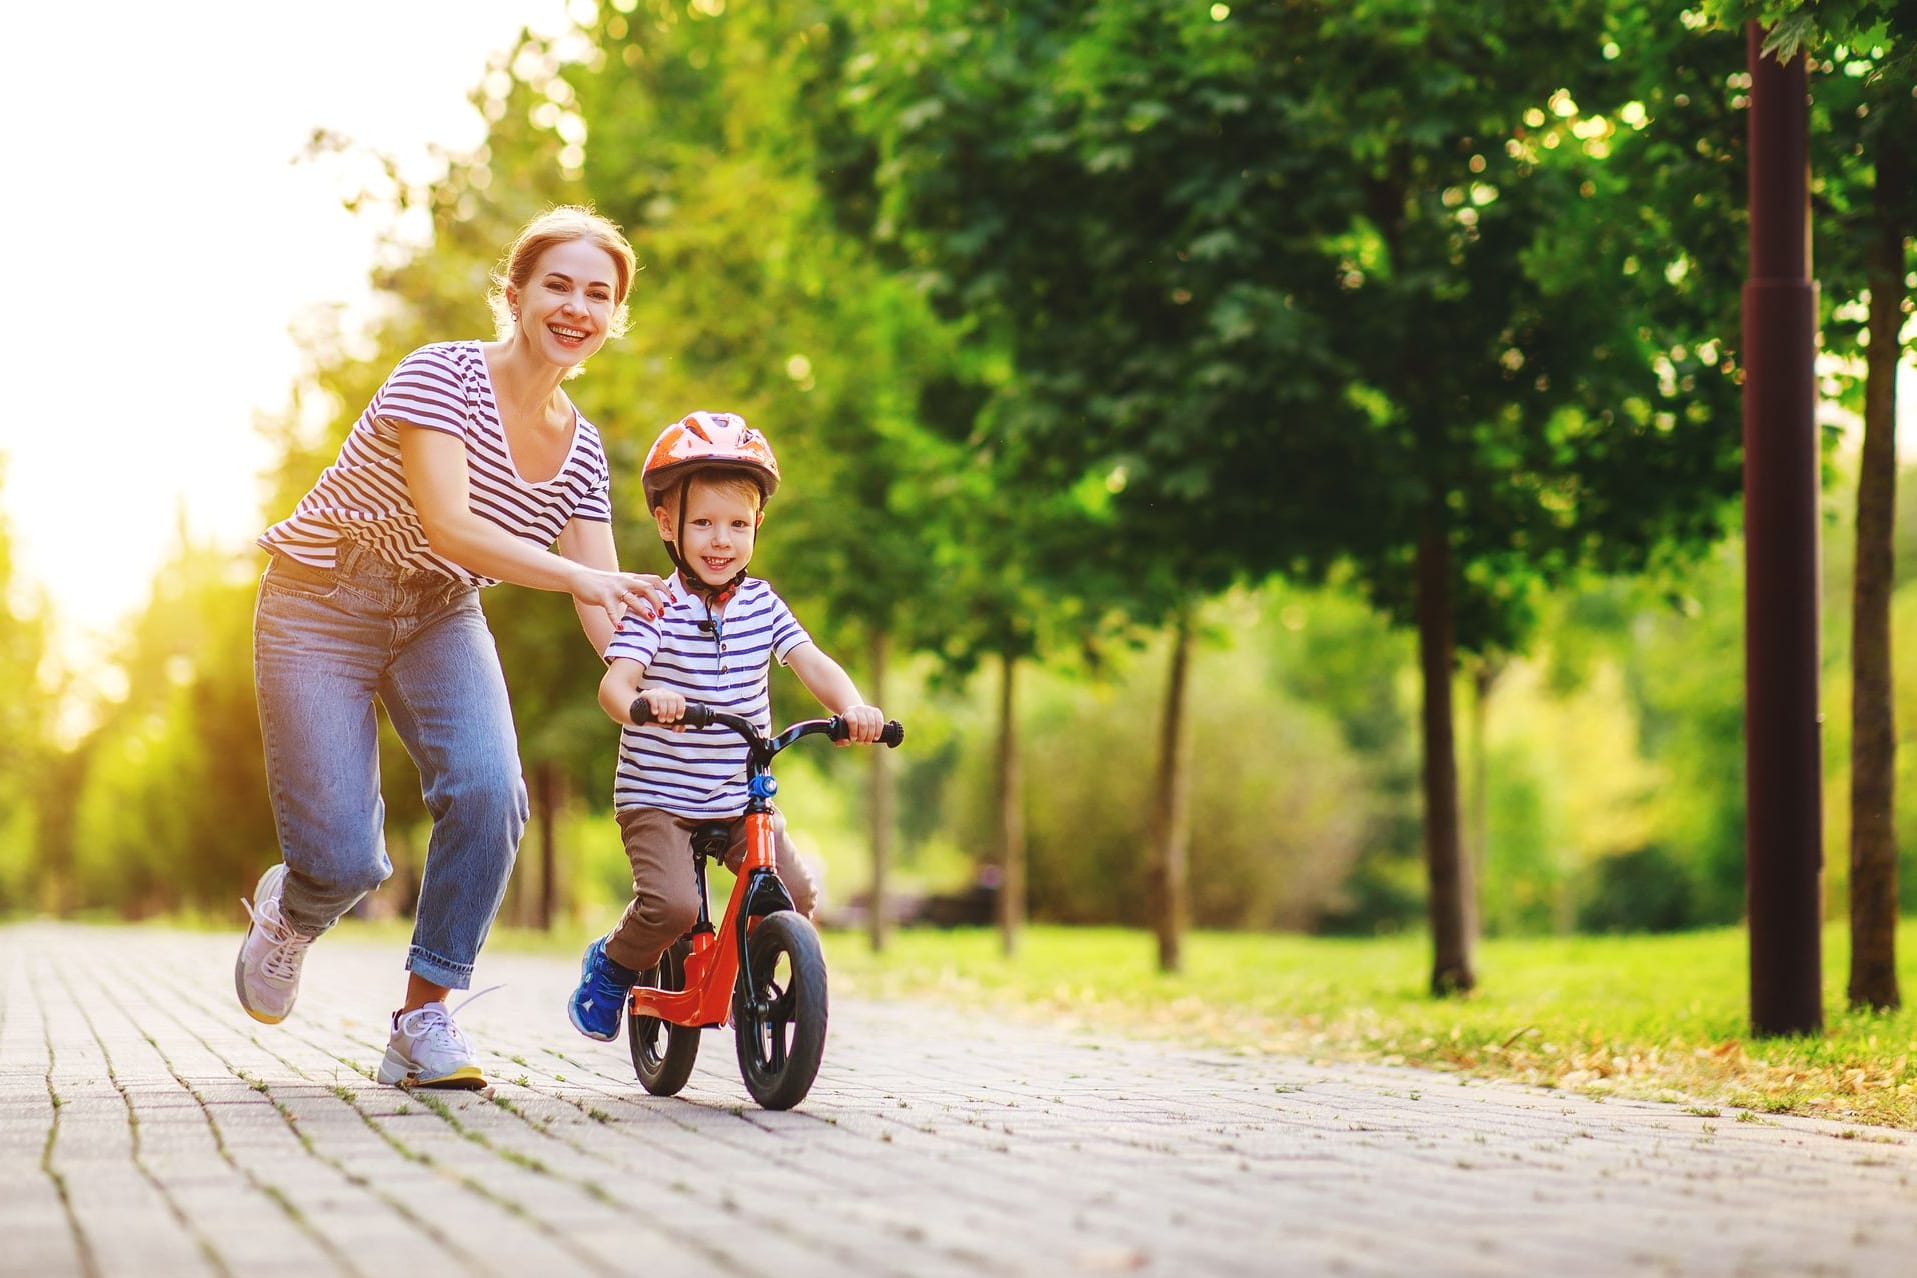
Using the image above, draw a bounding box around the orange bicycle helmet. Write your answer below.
[642,411,781,510]
[642,411,781,601]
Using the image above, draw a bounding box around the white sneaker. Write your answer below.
[377,998,488,1090]
[235,864,314,1024]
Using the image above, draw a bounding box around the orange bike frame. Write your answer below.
[626,807,781,1029]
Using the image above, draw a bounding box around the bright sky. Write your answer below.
[0,0,576,678]
[3,6,1915,694]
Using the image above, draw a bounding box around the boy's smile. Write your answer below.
[657,478,762,590]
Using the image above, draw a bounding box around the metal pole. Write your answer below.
[1742,22,1824,1037]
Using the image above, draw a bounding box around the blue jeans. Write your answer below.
[253,543,528,988]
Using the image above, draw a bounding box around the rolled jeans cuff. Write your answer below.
[406,944,476,990]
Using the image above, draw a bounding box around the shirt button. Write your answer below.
[720,666,729,674]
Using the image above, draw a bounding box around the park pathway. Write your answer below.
[2,921,1914,1277]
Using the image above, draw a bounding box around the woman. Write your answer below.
[238,206,669,1089]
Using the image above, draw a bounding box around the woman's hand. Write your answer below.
[571,566,670,627]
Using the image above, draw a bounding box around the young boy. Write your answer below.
[568,411,884,1041]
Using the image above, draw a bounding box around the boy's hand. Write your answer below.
[836,704,885,745]
[637,687,689,730]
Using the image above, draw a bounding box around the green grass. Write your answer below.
[813,922,1917,1130]
[324,914,1917,1128]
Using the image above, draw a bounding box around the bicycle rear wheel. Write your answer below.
[629,939,700,1096]
[733,911,828,1110]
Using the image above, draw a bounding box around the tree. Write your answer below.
[65,526,276,916]
[1289,2,1753,991]
[843,0,1747,988]
[1799,25,1913,1012]
[898,435,1129,956]
[1841,100,1908,1011]
[0,458,54,912]
[842,0,1365,968]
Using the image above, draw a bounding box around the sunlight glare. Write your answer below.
[0,0,571,696]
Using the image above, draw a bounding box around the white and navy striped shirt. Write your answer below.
[258,342,613,584]
[606,578,812,817]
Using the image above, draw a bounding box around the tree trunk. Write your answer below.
[530,760,563,931]
[1467,659,1500,945]
[501,789,531,928]
[866,630,894,954]
[1418,523,1474,995]
[1848,131,1903,1013]
[994,652,1026,956]
[1148,610,1194,974]
[33,751,86,915]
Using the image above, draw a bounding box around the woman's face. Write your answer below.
[512,237,620,367]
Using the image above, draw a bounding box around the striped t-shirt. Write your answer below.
[258,341,613,584]
[606,577,812,817]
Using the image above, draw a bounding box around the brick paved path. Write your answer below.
[4,921,1915,1277]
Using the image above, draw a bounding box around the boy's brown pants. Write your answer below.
[603,806,819,974]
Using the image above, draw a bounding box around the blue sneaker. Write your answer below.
[569,937,639,1042]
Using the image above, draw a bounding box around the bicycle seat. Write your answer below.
[690,822,733,860]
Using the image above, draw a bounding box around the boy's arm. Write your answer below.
[599,657,688,726]
[783,642,885,744]
[599,658,646,723]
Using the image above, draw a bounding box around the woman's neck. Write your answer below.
[484,339,569,427]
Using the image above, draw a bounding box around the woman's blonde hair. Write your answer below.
[488,205,639,341]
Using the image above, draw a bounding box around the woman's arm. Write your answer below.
[555,516,633,655]
[784,642,885,743]
[398,425,666,629]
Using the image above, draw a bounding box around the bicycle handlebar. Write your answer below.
[629,697,905,751]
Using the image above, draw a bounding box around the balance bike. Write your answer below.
[625,698,903,1110]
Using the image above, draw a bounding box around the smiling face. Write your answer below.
[656,472,764,589]
[507,236,620,368]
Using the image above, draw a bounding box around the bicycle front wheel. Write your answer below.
[733,912,828,1111]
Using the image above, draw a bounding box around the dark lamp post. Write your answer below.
[1741,22,1824,1038]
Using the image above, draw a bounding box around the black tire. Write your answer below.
[629,939,700,1096]
[733,911,828,1111]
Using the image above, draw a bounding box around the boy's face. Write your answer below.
[657,478,762,588]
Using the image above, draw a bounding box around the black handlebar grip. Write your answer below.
[828,717,905,746]
[629,698,715,728]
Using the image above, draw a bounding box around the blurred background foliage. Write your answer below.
[1,0,1913,954]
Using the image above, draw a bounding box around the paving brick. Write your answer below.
[8,920,1917,1277]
